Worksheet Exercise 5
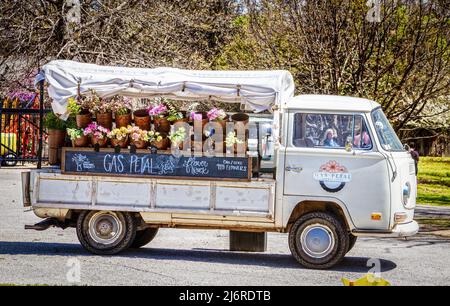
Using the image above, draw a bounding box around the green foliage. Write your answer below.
[44,112,76,131]
[67,98,81,117]
[417,157,450,206]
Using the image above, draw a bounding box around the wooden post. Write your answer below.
[229,231,267,252]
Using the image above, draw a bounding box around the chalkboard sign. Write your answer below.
[61,148,251,181]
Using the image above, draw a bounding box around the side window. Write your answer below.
[292,113,372,150]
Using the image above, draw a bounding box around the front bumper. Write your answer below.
[353,221,419,238]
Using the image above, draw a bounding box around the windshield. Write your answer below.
[371,108,404,151]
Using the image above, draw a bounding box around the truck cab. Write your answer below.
[274,95,418,268]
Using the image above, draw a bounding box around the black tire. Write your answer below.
[288,212,349,269]
[76,210,136,255]
[2,153,18,167]
[131,228,159,248]
[347,234,357,253]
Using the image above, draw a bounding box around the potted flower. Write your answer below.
[166,100,187,124]
[149,103,170,133]
[225,131,245,154]
[207,107,228,133]
[68,97,92,129]
[44,112,69,165]
[111,96,132,128]
[190,111,208,129]
[151,132,170,150]
[168,127,187,151]
[83,122,110,147]
[90,93,113,130]
[107,126,130,148]
[67,128,88,147]
[128,126,147,149]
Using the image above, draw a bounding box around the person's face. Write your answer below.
[327,132,333,139]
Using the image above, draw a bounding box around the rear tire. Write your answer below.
[76,210,136,255]
[131,228,159,248]
[288,212,349,269]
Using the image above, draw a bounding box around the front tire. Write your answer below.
[131,228,159,248]
[347,234,357,253]
[288,212,349,269]
[76,210,136,255]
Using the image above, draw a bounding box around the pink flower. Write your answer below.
[207,108,226,121]
[190,112,203,121]
[148,104,167,116]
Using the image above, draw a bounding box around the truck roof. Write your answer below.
[285,95,381,112]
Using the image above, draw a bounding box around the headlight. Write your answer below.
[402,182,411,206]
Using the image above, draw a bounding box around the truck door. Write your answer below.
[283,111,391,230]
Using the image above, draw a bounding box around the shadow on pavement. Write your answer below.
[0,241,396,272]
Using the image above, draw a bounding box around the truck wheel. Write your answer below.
[76,210,136,255]
[2,153,17,167]
[288,212,349,269]
[347,234,357,253]
[131,228,159,248]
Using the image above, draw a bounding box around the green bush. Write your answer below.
[43,112,76,130]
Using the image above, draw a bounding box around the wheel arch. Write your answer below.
[284,199,355,233]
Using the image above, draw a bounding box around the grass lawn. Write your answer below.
[417,157,450,206]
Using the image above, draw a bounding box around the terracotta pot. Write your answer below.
[48,129,66,148]
[96,112,113,130]
[91,135,108,148]
[110,137,129,148]
[115,112,132,128]
[174,117,189,125]
[132,140,148,149]
[48,129,66,165]
[211,115,229,133]
[72,135,89,147]
[76,111,92,129]
[151,137,170,150]
[231,113,249,127]
[133,109,151,131]
[154,117,171,134]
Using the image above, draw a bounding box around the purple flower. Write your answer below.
[190,112,203,121]
[148,104,167,116]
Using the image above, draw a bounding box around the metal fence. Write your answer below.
[0,95,50,167]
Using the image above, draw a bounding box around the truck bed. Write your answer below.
[28,169,277,230]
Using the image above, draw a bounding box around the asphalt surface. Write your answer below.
[0,168,449,286]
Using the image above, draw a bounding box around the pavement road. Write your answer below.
[0,168,449,286]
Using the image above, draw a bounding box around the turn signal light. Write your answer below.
[371,213,382,221]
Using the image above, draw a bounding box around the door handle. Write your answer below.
[286,166,303,173]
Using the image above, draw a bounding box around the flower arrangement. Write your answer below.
[147,103,167,117]
[225,131,244,148]
[166,100,184,122]
[110,96,132,115]
[207,108,227,121]
[190,112,203,121]
[147,130,162,143]
[107,127,129,141]
[168,127,187,145]
[83,122,110,139]
[67,128,84,140]
[127,126,148,142]
[67,97,81,117]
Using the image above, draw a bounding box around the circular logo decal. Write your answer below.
[313,161,352,193]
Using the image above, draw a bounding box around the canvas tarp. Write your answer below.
[37,60,295,118]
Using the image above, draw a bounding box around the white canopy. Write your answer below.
[39,60,295,118]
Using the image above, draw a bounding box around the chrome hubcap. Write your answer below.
[300,224,335,259]
[88,212,123,245]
